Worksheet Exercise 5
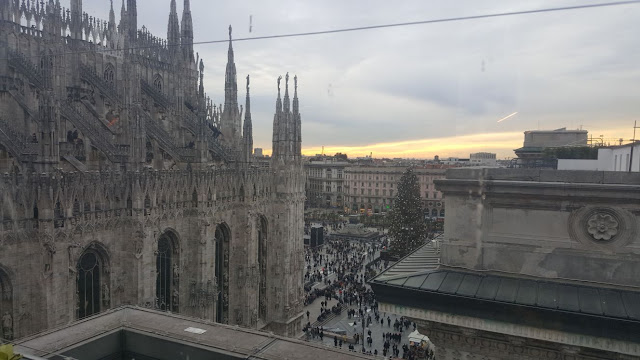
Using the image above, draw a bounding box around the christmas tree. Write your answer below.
[388,167,428,257]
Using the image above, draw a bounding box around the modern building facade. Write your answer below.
[514,128,588,167]
[372,168,640,360]
[558,141,640,172]
[469,152,497,166]
[0,0,305,339]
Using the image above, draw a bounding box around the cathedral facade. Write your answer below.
[0,0,305,339]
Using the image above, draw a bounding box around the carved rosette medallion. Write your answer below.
[568,206,635,247]
[586,213,618,241]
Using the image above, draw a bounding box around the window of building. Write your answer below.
[103,64,115,85]
[153,74,163,92]
[77,248,109,319]
[625,154,630,171]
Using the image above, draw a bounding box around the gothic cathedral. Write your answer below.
[0,0,305,338]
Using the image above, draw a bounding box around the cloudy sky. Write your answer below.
[83,0,640,159]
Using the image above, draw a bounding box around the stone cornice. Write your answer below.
[379,302,640,357]
[435,179,640,200]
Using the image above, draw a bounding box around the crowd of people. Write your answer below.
[301,223,434,359]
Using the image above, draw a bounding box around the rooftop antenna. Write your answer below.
[629,120,639,172]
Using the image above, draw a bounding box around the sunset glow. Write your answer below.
[257,125,636,159]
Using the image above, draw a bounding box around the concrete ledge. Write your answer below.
[443,168,640,185]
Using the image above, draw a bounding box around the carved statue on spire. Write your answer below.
[277,75,282,93]
[294,75,297,91]
[228,24,232,40]
[199,58,204,73]
[246,74,250,92]
[285,72,289,88]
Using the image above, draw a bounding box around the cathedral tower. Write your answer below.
[70,0,82,39]
[292,76,302,161]
[167,0,180,59]
[271,74,300,163]
[268,74,305,335]
[220,25,241,149]
[243,75,253,163]
[108,0,116,32]
[271,75,283,160]
[127,0,137,42]
[119,0,127,33]
[181,0,194,63]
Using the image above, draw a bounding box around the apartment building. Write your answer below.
[343,166,446,218]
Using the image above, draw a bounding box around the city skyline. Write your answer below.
[82,0,640,159]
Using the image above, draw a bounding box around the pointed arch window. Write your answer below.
[40,51,54,88]
[77,248,109,319]
[153,74,163,92]
[103,64,115,85]
[156,233,179,312]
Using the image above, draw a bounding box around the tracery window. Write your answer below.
[156,233,179,312]
[103,64,115,85]
[77,249,109,319]
[153,74,163,92]
[40,51,53,88]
